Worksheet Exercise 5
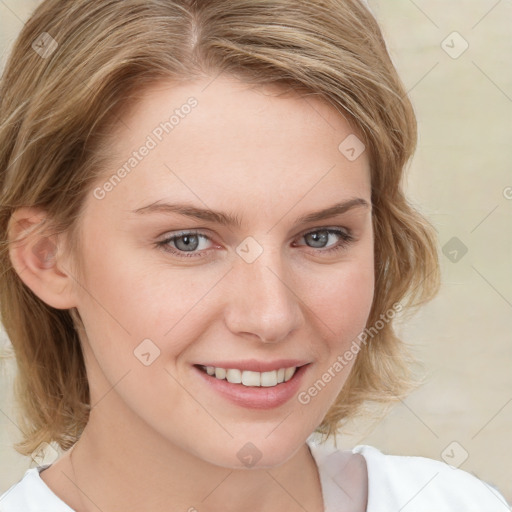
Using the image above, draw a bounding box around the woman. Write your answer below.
[0,0,509,510]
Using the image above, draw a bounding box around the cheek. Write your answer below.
[73,245,206,425]
[302,254,375,349]
[296,259,374,413]
[74,238,231,390]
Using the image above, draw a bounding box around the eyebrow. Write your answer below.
[130,197,370,228]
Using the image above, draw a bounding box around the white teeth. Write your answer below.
[202,365,299,387]
[284,367,296,382]
[215,367,226,379]
[242,370,260,386]
[226,368,242,384]
[261,370,278,387]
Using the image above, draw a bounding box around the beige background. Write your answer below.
[1,0,511,504]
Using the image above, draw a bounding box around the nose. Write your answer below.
[223,247,305,344]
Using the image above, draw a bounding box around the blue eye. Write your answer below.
[155,228,355,259]
[156,230,211,258]
[296,228,354,252]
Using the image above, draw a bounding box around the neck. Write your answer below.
[64,402,324,512]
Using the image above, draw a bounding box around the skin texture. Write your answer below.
[9,75,373,512]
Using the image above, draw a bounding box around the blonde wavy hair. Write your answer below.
[0,0,440,456]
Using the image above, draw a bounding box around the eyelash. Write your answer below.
[155,228,355,259]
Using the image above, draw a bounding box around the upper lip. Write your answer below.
[195,359,310,373]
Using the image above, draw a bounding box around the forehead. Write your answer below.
[87,75,371,224]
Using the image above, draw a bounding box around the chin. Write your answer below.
[191,432,307,470]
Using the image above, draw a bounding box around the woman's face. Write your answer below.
[71,75,374,468]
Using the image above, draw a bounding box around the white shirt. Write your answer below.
[1,437,509,511]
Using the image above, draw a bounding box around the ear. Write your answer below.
[7,206,79,310]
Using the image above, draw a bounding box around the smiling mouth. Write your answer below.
[196,364,301,387]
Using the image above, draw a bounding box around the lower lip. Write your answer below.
[194,364,309,409]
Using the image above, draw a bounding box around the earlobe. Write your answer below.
[7,206,79,310]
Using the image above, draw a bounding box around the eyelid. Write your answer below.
[155,225,355,259]
[297,224,351,236]
[156,224,351,244]
[159,221,351,236]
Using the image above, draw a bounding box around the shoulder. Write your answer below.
[355,444,510,512]
[307,438,510,512]
[0,465,75,512]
